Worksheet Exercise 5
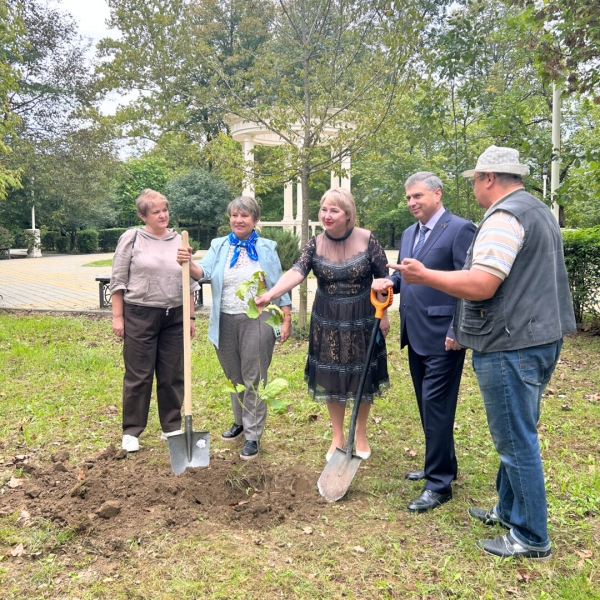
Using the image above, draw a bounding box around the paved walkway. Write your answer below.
[0,251,401,313]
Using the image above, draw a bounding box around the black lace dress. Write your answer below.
[292,227,390,405]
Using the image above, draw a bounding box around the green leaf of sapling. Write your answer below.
[246,298,260,319]
[267,398,289,415]
[262,378,289,400]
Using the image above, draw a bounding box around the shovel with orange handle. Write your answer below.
[317,288,393,502]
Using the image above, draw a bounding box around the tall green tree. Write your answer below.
[514,0,600,101]
[0,0,23,200]
[199,0,434,323]
[354,0,564,238]
[96,0,273,146]
[7,0,93,142]
[2,0,117,236]
[3,126,118,244]
[112,155,171,226]
[166,168,232,243]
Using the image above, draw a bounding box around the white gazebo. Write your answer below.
[225,114,353,235]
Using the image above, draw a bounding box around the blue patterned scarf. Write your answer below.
[228,230,259,267]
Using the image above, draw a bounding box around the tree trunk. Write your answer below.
[297,162,311,329]
[297,0,310,331]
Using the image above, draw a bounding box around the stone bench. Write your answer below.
[0,248,28,259]
[95,277,211,310]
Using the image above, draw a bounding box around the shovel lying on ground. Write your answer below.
[168,231,210,475]
[318,288,393,502]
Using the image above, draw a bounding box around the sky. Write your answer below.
[54,0,140,126]
[57,0,114,48]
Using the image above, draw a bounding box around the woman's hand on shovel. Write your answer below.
[177,245,204,280]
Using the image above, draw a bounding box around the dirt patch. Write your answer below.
[1,445,326,545]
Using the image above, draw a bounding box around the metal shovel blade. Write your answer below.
[168,430,210,475]
[317,448,363,502]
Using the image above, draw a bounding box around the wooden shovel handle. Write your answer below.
[181,231,192,418]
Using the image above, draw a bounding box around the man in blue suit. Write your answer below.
[373,172,476,512]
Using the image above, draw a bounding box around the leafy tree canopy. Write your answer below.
[513,0,600,101]
[165,168,232,230]
[0,0,23,200]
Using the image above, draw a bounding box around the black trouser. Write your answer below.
[408,344,466,494]
[122,303,184,437]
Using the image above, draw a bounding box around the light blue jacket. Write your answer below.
[197,235,292,348]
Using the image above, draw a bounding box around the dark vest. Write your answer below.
[455,189,576,353]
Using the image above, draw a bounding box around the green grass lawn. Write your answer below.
[82,258,113,267]
[0,311,599,599]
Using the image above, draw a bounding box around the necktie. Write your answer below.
[413,225,429,256]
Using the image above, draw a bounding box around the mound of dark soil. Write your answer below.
[1,444,327,546]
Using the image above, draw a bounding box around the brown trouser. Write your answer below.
[122,303,184,437]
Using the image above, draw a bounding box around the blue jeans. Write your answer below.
[472,340,562,550]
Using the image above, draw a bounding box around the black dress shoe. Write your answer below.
[407,489,452,513]
[406,469,425,481]
[468,507,510,528]
[221,423,244,441]
[240,440,259,460]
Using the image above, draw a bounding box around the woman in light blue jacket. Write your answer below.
[178,196,291,460]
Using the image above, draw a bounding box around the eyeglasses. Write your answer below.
[468,174,487,188]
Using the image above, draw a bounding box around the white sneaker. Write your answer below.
[122,434,140,452]
[160,429,182,440]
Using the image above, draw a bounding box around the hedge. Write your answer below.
[98,228,128,252]
[562,227,600,324]
[55,236,70,253]
[76,229,99,254]
[41,231,59,251]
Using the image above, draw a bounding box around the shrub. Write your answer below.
[76,229,99,253]
[562,227,600,324]
[15,229,39,252]
[259,227,301,270]
[0,226,14,249]
[41,231,59,251]
[98,228,128,252]
[173,229,201,254]
[55,236,70,253]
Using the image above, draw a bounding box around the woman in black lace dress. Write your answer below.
[255,188,390,462]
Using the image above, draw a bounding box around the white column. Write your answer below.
[242,136,255,198]
[283,182,293,221]
[341,152,351,191]
[296,180,303,221]
[550,84,561,222]
[330,147,339,189]
[26,229,42,258]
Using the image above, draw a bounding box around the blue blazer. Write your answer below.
[388,210,476,356]
[197,235,292,349]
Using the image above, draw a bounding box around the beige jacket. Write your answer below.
[110,228,199,308]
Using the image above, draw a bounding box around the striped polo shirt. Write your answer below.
[471,195,525,280]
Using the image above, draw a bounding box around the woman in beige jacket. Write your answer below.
[110,189,199,452]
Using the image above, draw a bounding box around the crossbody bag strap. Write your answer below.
[125,229,139,293]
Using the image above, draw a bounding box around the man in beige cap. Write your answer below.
[388,145,576,559]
